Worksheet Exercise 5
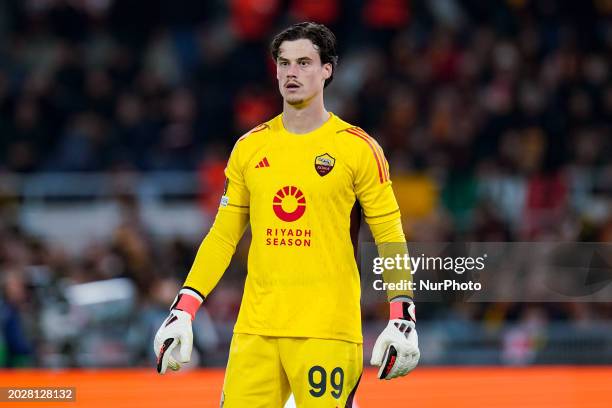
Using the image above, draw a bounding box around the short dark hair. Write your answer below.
[270,22,338,88]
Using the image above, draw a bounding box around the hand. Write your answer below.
[370,301,420,379]
[154,288,203,374]
[154,309,193,374]
[153,309,193,374]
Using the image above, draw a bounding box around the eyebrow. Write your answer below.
[277,56,313,63]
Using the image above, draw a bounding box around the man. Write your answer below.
[154,22,420,407]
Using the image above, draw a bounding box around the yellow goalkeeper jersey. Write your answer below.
[214,113,399,344]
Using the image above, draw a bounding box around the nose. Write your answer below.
[286,62,299,77]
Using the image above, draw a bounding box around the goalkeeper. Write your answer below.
[154,22,419,407]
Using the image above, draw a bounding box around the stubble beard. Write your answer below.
[286,96,305,106]
[284,89,318,108]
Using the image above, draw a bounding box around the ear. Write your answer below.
[322,63,332,80]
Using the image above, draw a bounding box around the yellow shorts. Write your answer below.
[221,333,363,408]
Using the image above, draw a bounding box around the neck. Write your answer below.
[282,96,329,134]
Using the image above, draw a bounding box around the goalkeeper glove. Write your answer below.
[370,300,420,380]
[154,288,203,374]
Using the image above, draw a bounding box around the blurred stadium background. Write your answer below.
[0,0,611,406]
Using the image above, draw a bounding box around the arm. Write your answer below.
[154,139,250,374]
[369,217,413,302]
[153,209,248,374]
[368,211,419,380]
[183,209,249,299]
[348,128,419,379]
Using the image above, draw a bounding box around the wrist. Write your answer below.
[171,287,205,320]
[389,298,415,323]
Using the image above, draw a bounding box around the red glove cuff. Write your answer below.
[390,301,416,322]
[171,288,204,320]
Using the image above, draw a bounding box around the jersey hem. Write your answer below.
[233,327,363,345]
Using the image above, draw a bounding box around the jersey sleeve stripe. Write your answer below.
[385,160,390,181]
[227,203,249,209]
[237,123,270,142]
[381,154,389,181]
[250,123,270,133]
[360,128,390,182]
[351,127,389,182]
[346,128,384,183]
[363,132,389,181]
[364,208,400,220]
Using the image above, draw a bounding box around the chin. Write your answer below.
[285,91,316,107]
[286,97,305,106]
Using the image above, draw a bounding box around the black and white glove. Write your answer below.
[154,288,203,374]
[370,300,420,379]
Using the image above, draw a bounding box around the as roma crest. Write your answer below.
[314,153,335,177]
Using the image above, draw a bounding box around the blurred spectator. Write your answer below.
[0,0,610,368]
[290,0,340,25]
[0,271,34,367]
[198,144,228,215]
[230,0,280,41]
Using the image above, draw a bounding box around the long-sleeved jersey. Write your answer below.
[184,113,406,343]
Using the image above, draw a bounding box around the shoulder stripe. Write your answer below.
[352,127,390,181]
[336,127,353,134]
[237,123,270,142]
[345,128,388,183]
[346,128,383,183]
[367,132,390,181]
[370,136,390,181]
[250,123,270,134]
[351,127,389,181]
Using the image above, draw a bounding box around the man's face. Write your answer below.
[276,39,332,106]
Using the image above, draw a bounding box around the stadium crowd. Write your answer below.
[1,0,611,367]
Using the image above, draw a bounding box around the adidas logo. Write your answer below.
[255,157,270,168]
